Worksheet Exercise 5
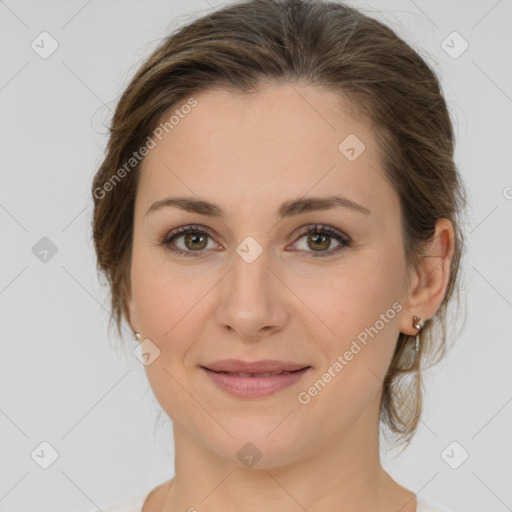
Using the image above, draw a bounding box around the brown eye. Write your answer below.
[161,223,350,258]
[304,232,333,251]
[182,232,208,250]
[291,224,351,257]
[161,225,218,257]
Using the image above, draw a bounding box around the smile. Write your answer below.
[202,367,311,398]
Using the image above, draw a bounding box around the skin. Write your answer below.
[126,83,455,512]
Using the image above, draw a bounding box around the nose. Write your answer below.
[215,247,289,341]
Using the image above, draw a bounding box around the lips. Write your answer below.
[212,371,298,377]
[202,364,311,398]
[202,359,310,374]
[200,359,311,398]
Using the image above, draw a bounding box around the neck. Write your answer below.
[155,403,417,512]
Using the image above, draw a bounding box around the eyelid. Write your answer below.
[293,223,350,242]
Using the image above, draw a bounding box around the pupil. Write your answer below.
[310,234,329,250]
[186,233,206,250]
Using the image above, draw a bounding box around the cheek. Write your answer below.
[294,258,405,429]
[130,253,206,419]
[313,245,405,376]
[130,243,203,337]
[130,248,222,406]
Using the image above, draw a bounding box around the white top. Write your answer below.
[98,489,455,512]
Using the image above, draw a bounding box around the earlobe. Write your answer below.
[399,218,455,335]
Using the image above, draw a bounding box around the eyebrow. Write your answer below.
[145,194,371,219]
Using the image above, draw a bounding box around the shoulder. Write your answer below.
[416,497,457,512]
[95,489,152,512]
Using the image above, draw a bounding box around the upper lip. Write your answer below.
[202,359,310,374]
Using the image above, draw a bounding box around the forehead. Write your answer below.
[136,83,397,222]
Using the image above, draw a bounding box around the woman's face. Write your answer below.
[128,83,415,466]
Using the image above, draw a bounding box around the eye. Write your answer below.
[160,223,351,258]
[289,224,351,258]
[160,224,220,257]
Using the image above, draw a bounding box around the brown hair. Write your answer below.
[91,0,468,448]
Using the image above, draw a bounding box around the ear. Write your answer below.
[399,218,455,336]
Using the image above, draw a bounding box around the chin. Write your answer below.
[199,418,313,470]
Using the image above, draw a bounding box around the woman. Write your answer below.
[91,0,468,511]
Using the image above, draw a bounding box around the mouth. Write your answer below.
[205,368,308,377]
[201,358,310,374]
[201,366,311,398]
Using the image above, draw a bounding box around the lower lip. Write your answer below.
[202,367,311,398]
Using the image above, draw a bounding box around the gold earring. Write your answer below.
[412,315,426,331]
[412,316,427,356]
[134,332,142,342]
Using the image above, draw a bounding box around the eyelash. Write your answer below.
[160,223,351,258]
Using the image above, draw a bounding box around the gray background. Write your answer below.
[0,1,511,511]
